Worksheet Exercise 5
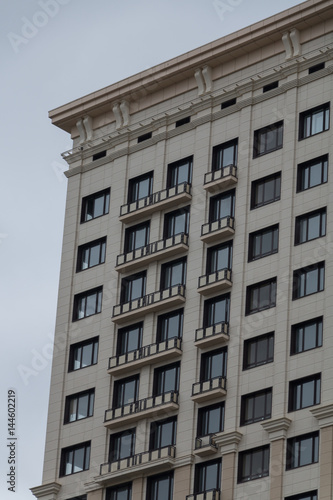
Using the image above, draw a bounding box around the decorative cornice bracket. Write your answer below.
[261,417,292,441]
[194,66,213,95]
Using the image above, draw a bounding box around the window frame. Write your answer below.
[211,138,238,171]
[128,172,153,204]
[296,154,328,192]
[106,483,132,500]
[163,207,190,239]
[288,373,321,412]
[76,237,107,272]
[238,445,270,483]
[81,188,110,223]
[240,388,272,426]
[109,428,136,463]
[153,362,180,397]
[251,172,281,209]
[160,258,187,290]
[286,432,319,470]
[299,102,330,140]
[113,375,139,408]
[290,317,323,355]
[156,309,183,343]
[243,332,274,370]
[149,416,177,451]
[200,347,227,382]
[197,402,225,437]
[294,208,326,245]
[209,189,235,223]
[116,322,143,356]
[166,156,193,188]
[292,262,325,300]
[253,121,283,158]
[72,287,103,321]
[194,458,222,494]
[120,272,146,304]
[248,224,279,261]
[64,389,95,424]
[68,337,99,372]
[206,241,233,274]
[285,491,318,500]
[124,222,150,253]
[203,293,230,328]
[146,471,174,500]
[245,278,277,315]
[59,441,91,476]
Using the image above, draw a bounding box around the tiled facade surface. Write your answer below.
[31,1,333,500]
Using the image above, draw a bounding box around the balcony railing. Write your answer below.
[119,182,192,222]
[115,233,189,272]
[192,376,227,403]
[204,165,238,192]
[195,322,229,348]
[194,435,218,456]
[112,284,186,324]
[198,268,232,295]
[108,338,182,375]
[201,216,235,243]
[187,489,221,500]
[104,391,179,428]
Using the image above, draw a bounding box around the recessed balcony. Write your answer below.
[108,338,182,375]
[98,445,176,484]
[115,233,189,273]
[112,285,186,324]
[186,489,221,500]
[119,183,192,223]
[194,436,218,457]
[201,217,235,243]
[204,165,238,192]
[198,269,232,295]
[104,391,179,429]
[191,376,227,403]
[195,322,229,349]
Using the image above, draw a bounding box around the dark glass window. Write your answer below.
[263,81,278,93]
[92,150,106,161]
[243,333,274,370]
[113,375,139,408]
[292,262,324,300]
[203,294,230,327]
[209,189,235,222]
[137,132,152,143]
[121,272,146,303]
[309,63,325,74]
[64,389,94,423]
[288,374,321,412]
[160,258,186,290]
[68,337,99,372]
[212,139,238,171]
[163,207,189,239]
[60,442,90,476]
[175,116,190,127]
[297,155,328,192]
[206,241,233,274]
[146,472,173,500]
[66,496,87,500]
[156,309,183,342]
[286,432,319,470]
[245,278,277,315]
[128,172,153,203]
[291,317,323,355]
[77,237,106,272]
[248,225,279,261]
[167,156,192,188]
[200,348,227,382]
[109,428,135,462]
[124,222,150,253]
[106,483,132,500]
[251,172,281,209]
[197,403,225,437]
[153,362,180,396]
[299,103,329,140]
[194,459,221,494]
[295,208,326,245]
[81,189,110,222]
[285,491,318,500]
[253,121,283,157]
[149,417,177,450]
[221,98,236,109]
[240,388,272,426]
[238,445,269,482]
[117,323,143,356]
[73,287,102,321]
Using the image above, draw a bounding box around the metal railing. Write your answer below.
[195,322,229,343]
[186,489,221,500]
[100,445,176,475]
[204,164,237,185]
[192,376,227,397]
[201,216,235,238]
[195,435,218,451]
[198,268,232,289]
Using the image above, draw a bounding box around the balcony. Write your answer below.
[194,436,218,457]
[195,322,229,349]
[201,217,235,243]
[187,489,221,500]
[119,183,192,223]
[204,165,238,192]
[198,269,232,295]
[108,338,182,375]
[98,446,176,484]
[191,376,227,403]
[112,285,186,324]
[104,391,179,429]
[115,233,189,273]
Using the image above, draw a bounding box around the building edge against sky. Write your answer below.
[31,1,333,500]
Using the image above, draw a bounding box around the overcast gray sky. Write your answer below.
[1,1,305,498]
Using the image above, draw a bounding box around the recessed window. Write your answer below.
[240,388,272,426]
[197,402,225,437]
[128,172,153,204]
[194,459,221,494]
[68,337,99,372]
[221,98,236,109]
[248,224,279,261]
[206,241,233,274]
[164,207,189,239]
[109,428,135,462]
[297,155,328,192]
[92,150,106,161]
[251,172,281,209]
[73,287,102,321]
[203,293,230,328]
[212,139,238,171]
[308,62,325,74]
[292,262,324,300]
[290,317,323,355]
[209,189,235,223]
[124,222,150,253]
[167,156,193,188]
[146,472,174,500]
[137,132,152,143]
[121,272,146,303]
[156,309,183,342]
[149,417,177,450]
[200,348,227,382]
[285,491,318,500]
[238,445,269,483]
[243,333,274,370]
[66,496,87,500]
[263,81,278,93]
[295,208,326,245]
[299,102,329,140]
[113,375,139,408]
[253,121,283,158]
[117,323,143,356]
[153,362,180,396]
[60,442,90,476]
[245,278,277,315]
[106,483,132,500]
[160,258,187,290]
[64,389,94,423]
[175,116,190,127]
[77,237,106,272]
[81,188,110,223]
[288,374,321,412]
[286,432,319,470]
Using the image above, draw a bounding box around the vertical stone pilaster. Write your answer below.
[174,464,192,500]
[132,476,144,499]
[87,489,103,500]
[214,430,243,500]
[311,404,333,499]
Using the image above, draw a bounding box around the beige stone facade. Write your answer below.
[31,2,333,499]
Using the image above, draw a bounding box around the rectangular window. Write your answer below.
[124,222,150,253]
[308,62,325,74]
[209,189,235,222]
[68,337,99,372]
[291,317,323,355]
[64,389,94,423]
[240,389,272,426]
[248,225,278,261]
[243,333,274,370]
[175,116,190,127]
[203,293,230,328]
[77,237,106,272]
[263,81,278,93]
[200,348,227,382]
[197,402,225,437]
[238,445,269,482]
[194,459,221,494]
[221,98,236,109]
[73,287,102,321]
[121,272,146,303]
[163,207,189,239]
[297,155,328,192]
[245,278,277,315]
[299,102,329,140]
[286,432,319,470]
[288,374,321,412]
[160,258,186,290]
[117,323,143,356]
[153,362,180,396]
[206,241,233,274]
[251,172,281,209]
[109,428,135,462]
[113,375,139,408]
[285,491,318,500]
[92,150,106,161]
[295,208,326,245]
[60,442,90,476]
[212,139,238,171]
[167,156,193,188]
[128,172,153,203]
[156,309,183,342]
[292,262,324,300]
[253,121,283,158]
[146,472,173,500]
[106,483,132,500]
[137,132,152,143]
[81,189,110,223]
[149,417,177,450]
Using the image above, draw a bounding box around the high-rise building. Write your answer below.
[31,2,333,500]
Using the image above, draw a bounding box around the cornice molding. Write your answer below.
[30,482,61,500]
[261,417,292,441]
[311,404,333,428]
[214,431,243,455]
